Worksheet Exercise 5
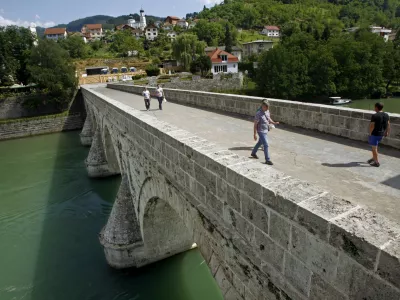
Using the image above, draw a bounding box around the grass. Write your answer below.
[238,30,280,44]
[0,111,69,124]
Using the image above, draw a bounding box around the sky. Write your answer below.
[0,0,222,28]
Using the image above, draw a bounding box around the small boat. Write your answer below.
[330,97,352,105]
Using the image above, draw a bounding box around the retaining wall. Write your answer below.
[84,85,400,299]
[0,90,86,141]
[107,84,400,149]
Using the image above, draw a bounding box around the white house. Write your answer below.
[242,40,274,57]
[208,48,239,74]
[81,24,103,41]
[370,26,392,42]
[205,46,243,62]
[261,26,280,37]
[167,31,178,41]
[44,27,67,40]
[177,19,189,29]
[145,24,158,41]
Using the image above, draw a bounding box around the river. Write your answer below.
[346,97,400,113]
[0,132,223,300]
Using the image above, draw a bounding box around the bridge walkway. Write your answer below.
[93,86,400,223]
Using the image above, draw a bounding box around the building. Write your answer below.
[165,16,180,25]
[167,31,178,41]
[145,24,158,41]
[346,26,393,42]
[177,19,189,29]
[261,26,280,37]
[69,31,87,43]
[117,25,144,39]
[29,23,38,46]
[208,48,239,74]
[205,46,243,62]
[81,24,103,41]
[44,27,67,40]
[188,22,196,29]
[163,23,173,31]
[370,26,392,42]
[242,40,274,57]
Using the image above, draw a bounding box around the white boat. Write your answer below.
[330,97,352,105]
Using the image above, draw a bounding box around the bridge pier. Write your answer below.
[99,175,145,269]
[79,113,94,147]
[85,128,119,178]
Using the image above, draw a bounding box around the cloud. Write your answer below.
[35,14,40,19]
[0,16,55,28]
[199,0,222,5]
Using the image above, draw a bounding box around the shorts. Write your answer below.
[368,135,383,146]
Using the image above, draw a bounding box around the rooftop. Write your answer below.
[44,27,67,35]
[242,40,274,44]
[208,48,239,63]
[85,24,102,30]
[265,25,280,30]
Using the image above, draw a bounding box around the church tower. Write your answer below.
[139,7,146,30]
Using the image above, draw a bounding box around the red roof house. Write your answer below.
[207,48,239,74]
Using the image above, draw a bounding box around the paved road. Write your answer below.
[93,86,400,222]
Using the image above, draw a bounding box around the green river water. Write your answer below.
[0,131,223,300]
[346,97,400,113]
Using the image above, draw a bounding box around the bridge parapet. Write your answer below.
[82,85,400,300]
[108,83,400,150]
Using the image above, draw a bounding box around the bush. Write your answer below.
[132,73,146,80]
[145,65,160,77]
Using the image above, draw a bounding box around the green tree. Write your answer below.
[110,30,142,57]
[0,26,34,86]
[172,34,207,71]
[190,55,212,76]
[224,23,233,53]
[59,35,88,58]
[27,39,76,103]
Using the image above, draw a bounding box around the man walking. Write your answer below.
[368,102,390,167]
[142,87,151,111]
[156,84,164,110]
[251,100,279,165]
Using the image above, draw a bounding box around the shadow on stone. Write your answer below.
[381,175,400,190]
[321,162,371,168]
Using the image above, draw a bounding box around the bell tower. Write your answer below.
[139,7,146,30]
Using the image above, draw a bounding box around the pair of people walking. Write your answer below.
[250,99,391,168]
[142,85,165,111]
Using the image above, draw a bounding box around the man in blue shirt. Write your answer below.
[251,100,279,165]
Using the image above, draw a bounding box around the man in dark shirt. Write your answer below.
[368,102,390,167]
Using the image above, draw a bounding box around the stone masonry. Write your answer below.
[81,85,400,300]
[108,83,400,150]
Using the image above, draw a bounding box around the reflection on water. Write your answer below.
[0,132,222,300]
[346,97,400,113]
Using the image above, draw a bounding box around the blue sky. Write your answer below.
[0,0,221,28]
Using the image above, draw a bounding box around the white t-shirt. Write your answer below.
[156,87,163,98]
[143,90,150,99]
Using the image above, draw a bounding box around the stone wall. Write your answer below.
[82,85,400,300]
[107,84,400,149]
[0,90,86,141]
[0,94,65,120]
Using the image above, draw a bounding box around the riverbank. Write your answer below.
[347,97,400,113]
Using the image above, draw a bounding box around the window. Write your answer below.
[153,29,156,31]
[214,65,228,73]
[220,55,227,61]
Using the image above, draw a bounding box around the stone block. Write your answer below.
[284,252,312,297]
[215,266,233,295]
[329,207,400,270]
[242,194,269,233]
[378,237,400,289]
[216,177,228,202]
[206,192,224,215]
[209,252,222,276]
[269,211,291,250]
[178,153,194,177]
[233,274,246,298]
[225,207,255,244]
[225,287,243,300]
[297,193,356,241]
[310,273,348,300]
[205,157,227,180]
[227,184,242,213]
[291,226,339,282]
[194,162,217,194]
[255,228,285,272]
[262,179,322,220]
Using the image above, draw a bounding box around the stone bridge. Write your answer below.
[79,84,400,300]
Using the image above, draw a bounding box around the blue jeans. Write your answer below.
[252,132,270,161]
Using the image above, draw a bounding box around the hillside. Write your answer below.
[38,13,165,34]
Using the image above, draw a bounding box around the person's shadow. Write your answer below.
[321,162,371,168]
